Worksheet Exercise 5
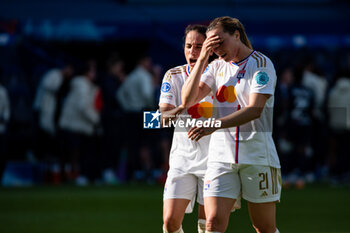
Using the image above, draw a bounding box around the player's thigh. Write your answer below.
[204,197,235,232]
[164,171,198,200]
[197,176,206,219]
[203,162,240,222]
[198,204,206,220]
[247,201,276,232]
[203,162,241,200]
[240,165,282,203]
[163,171,198,214]
[240,165,281,231]
[197,175,205,206]
[163,198,191,224]
[204,196,235,220]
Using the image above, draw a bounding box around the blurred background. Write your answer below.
[0,0,350,188]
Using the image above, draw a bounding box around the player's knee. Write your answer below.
[206,214,224,232]
[252,223,276,233]
[163,215,181,232]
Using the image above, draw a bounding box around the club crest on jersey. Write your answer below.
[204,180,211,191]
[237,69,246,80]
[255,72,269,85]
[161,82,171,93]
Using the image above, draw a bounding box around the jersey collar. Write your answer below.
[185,64,209,77]
[185,64,191,77]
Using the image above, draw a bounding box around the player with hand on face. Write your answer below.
[159,24,242,233]
[182,16,281,233]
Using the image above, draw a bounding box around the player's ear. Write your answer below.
[234,30,240,40]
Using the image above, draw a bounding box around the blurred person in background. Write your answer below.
[284,65,315,188]
[301,56,329,175]
[100,53,126,184]
[302,57,328,122]
[59,60,101,185]
[152,63,164,108]
[151,63,172,183]
[116,54,155,181]
[327,69,350,183]
[7,71,34,161]
[33,63,73,183]
[0,68,10,182]
[274,67,295,181]
[117,54,154,112]
[33,63,74,138]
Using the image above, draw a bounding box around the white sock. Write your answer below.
[163,225,184,233]
[197,219,206,233]
[275,229,280,233]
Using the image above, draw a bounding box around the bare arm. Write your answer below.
[219,93,270,128]
[159,103,185,127]
[181,60,209,108]
[188,93,271,140]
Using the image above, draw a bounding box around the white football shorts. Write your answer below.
[204,162,282,203]
[163,170,204,213]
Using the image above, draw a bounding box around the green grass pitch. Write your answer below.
[0,184,349,233]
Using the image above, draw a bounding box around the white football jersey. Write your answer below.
[201,51,280,168]
[159,64,213,175]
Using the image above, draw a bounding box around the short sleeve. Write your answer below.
[250,61,277,96]
[200,64,216,91]
[159,70,177,106]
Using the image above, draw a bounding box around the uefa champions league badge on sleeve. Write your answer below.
[255,72,269,85]
[143,110,161,129]
[161,82,171,93]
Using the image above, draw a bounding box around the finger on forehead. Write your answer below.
[206,34,219,39]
